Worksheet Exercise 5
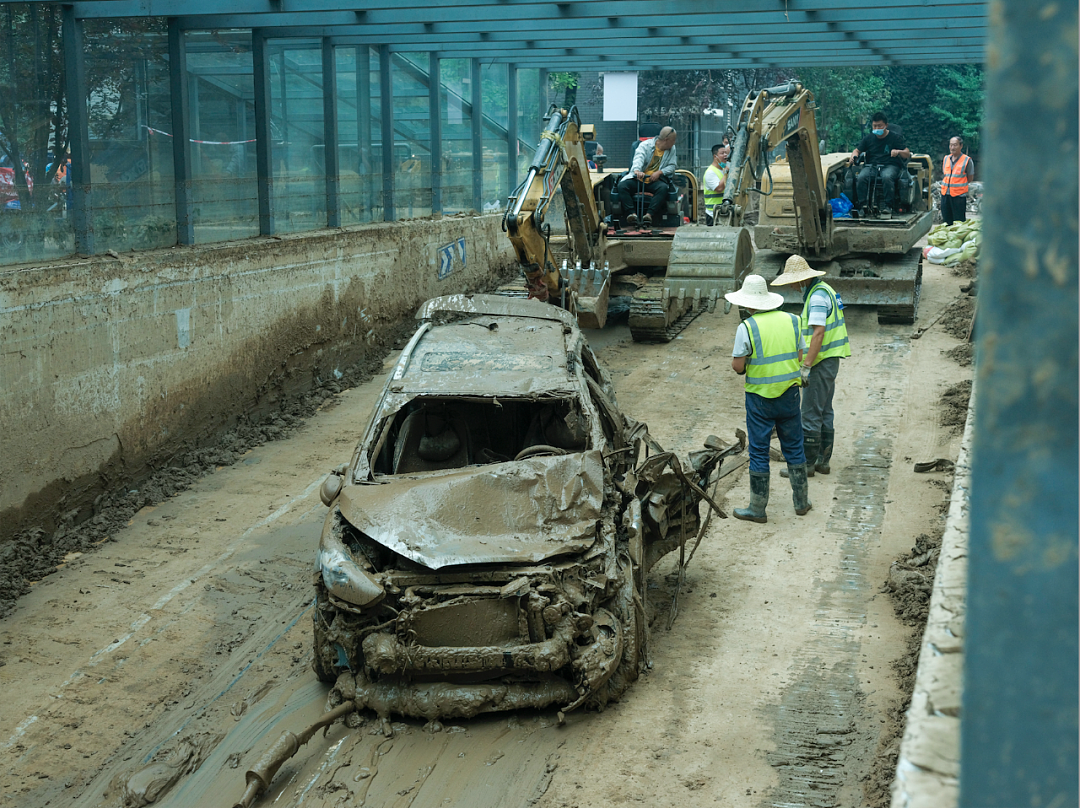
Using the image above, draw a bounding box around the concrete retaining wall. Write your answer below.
[891,391,972,808]
[0,215,515,544]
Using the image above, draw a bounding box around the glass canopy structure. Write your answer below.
[0,0,987,263]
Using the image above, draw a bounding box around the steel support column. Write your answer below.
[428,53,442,215]
[167,19,194,245]
[322,38,340,227]
[356,48,373,215]
[470,57,482,211]
[961,1,1079,806]
[539,68,548,124]
[379,44,394,221]
[507,63,517,194]
[62,6,93,255]
[252,31,275,235]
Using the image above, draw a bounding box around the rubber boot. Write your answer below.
[817,428,835,475]
[788,464,812,516]
[780,431,820,479]
[733,471,770,524]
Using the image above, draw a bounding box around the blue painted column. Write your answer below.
[252,30,275,235]
[379,45,394,221]
[322,38,340,228]
[470,58,482,213]
[61,6,93,255]
[428,54,442,216]
[507,64,518,195]
[167,19,194,245]
[960,0,1079,805]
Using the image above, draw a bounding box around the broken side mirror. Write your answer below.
[319,463,349,507]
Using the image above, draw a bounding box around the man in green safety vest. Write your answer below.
[771,255,851,478]
[726,274,812,523]
[702,143,728,226]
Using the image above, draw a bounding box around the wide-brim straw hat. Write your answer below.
[770,254,827,286]
[724,274,785,311]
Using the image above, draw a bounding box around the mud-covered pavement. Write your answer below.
[0,260,970,808]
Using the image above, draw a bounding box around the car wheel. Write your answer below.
[312,586,344,683]
[599,554,646,704]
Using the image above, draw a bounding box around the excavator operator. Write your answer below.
[847,112,910,217]
[617,126,677,228]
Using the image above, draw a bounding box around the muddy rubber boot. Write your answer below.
[734,471,770,524]
[788,464,812,515]
[780,431,820,479]
[817,428,834,475]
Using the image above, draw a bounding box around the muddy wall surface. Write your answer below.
[0,215,514,545]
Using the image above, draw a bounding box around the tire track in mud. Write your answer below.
[763,330,908,808]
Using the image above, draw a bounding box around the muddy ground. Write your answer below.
[0,259,970,808]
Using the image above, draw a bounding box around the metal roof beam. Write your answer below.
[169,9,986,32]
[69,0,987,23]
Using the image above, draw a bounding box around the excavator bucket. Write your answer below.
[567,263,611,330]
[629,226,754,342]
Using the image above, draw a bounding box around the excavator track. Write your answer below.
[628,226,754,343]
[628,278,703,343]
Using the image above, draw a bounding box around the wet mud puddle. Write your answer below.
[764,332,908,808]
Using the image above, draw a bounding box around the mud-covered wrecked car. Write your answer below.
[312,294,742,721]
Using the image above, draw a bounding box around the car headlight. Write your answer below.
[317,544,385,608]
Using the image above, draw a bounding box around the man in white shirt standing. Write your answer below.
[702,144,729,226]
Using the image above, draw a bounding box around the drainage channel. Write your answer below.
[764,332,908,808]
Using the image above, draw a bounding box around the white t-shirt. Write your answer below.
[806,288,832,328]
[704,164,724,192]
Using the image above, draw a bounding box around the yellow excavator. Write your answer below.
[501,105,753,341]
[718,81,932,323]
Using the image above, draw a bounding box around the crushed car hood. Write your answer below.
[338,451,604,569]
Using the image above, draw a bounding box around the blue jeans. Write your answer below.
[745,386,805,473]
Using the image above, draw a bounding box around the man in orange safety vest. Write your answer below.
[940,135,974,226]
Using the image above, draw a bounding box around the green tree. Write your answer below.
[793,67,890,153]
[930,65,984,152]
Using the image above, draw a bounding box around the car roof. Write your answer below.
[416,294,577,327]
[393,311,578,397]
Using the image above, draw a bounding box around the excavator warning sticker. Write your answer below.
[437,237,468,280]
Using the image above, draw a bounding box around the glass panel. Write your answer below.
[269,39,324,234]
[185,30,258,243]
[392,53,432,219]
[515,68,540,179]
[84,19,174,254]
[439,59,472,214]
[337,46,380,226]
[481,62,508,211]
[0,5,73,264]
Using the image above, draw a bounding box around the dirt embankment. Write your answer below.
[939,380,973,433]
[0,319,414,620]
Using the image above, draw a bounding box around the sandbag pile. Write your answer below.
[924,219,981,265]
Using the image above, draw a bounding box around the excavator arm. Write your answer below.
[503,105,605,302]
[718,82,834,256]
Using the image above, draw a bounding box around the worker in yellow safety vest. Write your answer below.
[940,136,974,226]
[771,255,851,479]
[726,274,812,523]
[702,143,729,226]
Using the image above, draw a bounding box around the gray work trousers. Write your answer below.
[802,356,841,432]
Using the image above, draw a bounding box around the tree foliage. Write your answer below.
[793,67,890,153]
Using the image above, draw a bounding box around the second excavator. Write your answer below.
[717,81,931,323]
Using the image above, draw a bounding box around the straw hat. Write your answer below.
[724,274,785,311]
[770,254,826,286]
